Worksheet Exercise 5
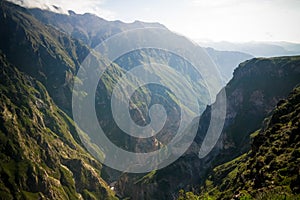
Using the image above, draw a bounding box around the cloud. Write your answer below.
[5,0,300,42]
[6,0,116,20]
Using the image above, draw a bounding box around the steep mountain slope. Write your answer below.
[0,53,116,199]
[0,1,211,180]
[29,7,165,49]
[205,47,253,83]
[28,7,251,85]
[116,56,300,199]
[0,1,121,199]
[188,85,300,200]
[1,1,300,200]
[0,1,212,193]
[0,0,91,114]
[213,56,300,159]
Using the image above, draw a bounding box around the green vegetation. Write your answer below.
[0,0,92,115]
[0,52,117,199]
[1,1,300,200]
[118,55,300,199]
[179,85,300,199]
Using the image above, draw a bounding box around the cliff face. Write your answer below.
[0,53,116,199]
[214,56,300,159]
[189,85,300,200]
[116,56,300,199]
[0,0,92,115]
[0,2,197,198]
[1,1,300,200]
[0,2,119,199]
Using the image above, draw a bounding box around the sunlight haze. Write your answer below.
[7,0,300,43]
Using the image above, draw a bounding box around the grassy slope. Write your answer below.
[122,56,300,200]
[179,85,300,200]
[0,53,117,199]
[0,0,91,114]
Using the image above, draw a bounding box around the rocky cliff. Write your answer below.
[116,56,300,199]
[0,53,116,199]
[179,85,300,199]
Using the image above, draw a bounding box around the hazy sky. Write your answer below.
[8,0,300,43]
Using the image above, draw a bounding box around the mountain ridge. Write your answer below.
[115,55,300,199]
[199,41,300,57]
[179,84,300,199]
[1,1,300,199]
[0,52,117,199]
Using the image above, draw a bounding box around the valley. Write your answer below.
[0,1,299,199]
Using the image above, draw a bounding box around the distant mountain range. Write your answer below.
[0,1,300,200]
[204,47,253,83]
[28,6,253,85]
[199,41,300,57]
[117,56,300,199]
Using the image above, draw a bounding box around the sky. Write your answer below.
[7,0,300,43]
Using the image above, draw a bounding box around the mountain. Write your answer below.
[272,41,300,53]
[116,56,300,199]
[208,56,300,160]
[199,41,300,57]
[7,1,218,167]
[28,8,166,49]
[1,1,300,200]
[180,85,300,199]
[0,1,119,199]
[0,0,213,196]
[0,0,92,115]
[0,52,116,199]
[205,47,253,83]
[28,7,252,85]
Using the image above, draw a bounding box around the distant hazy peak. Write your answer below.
[198,40,300,57]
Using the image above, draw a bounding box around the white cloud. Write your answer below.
[6,0,116,20]
[5,0,300,42]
